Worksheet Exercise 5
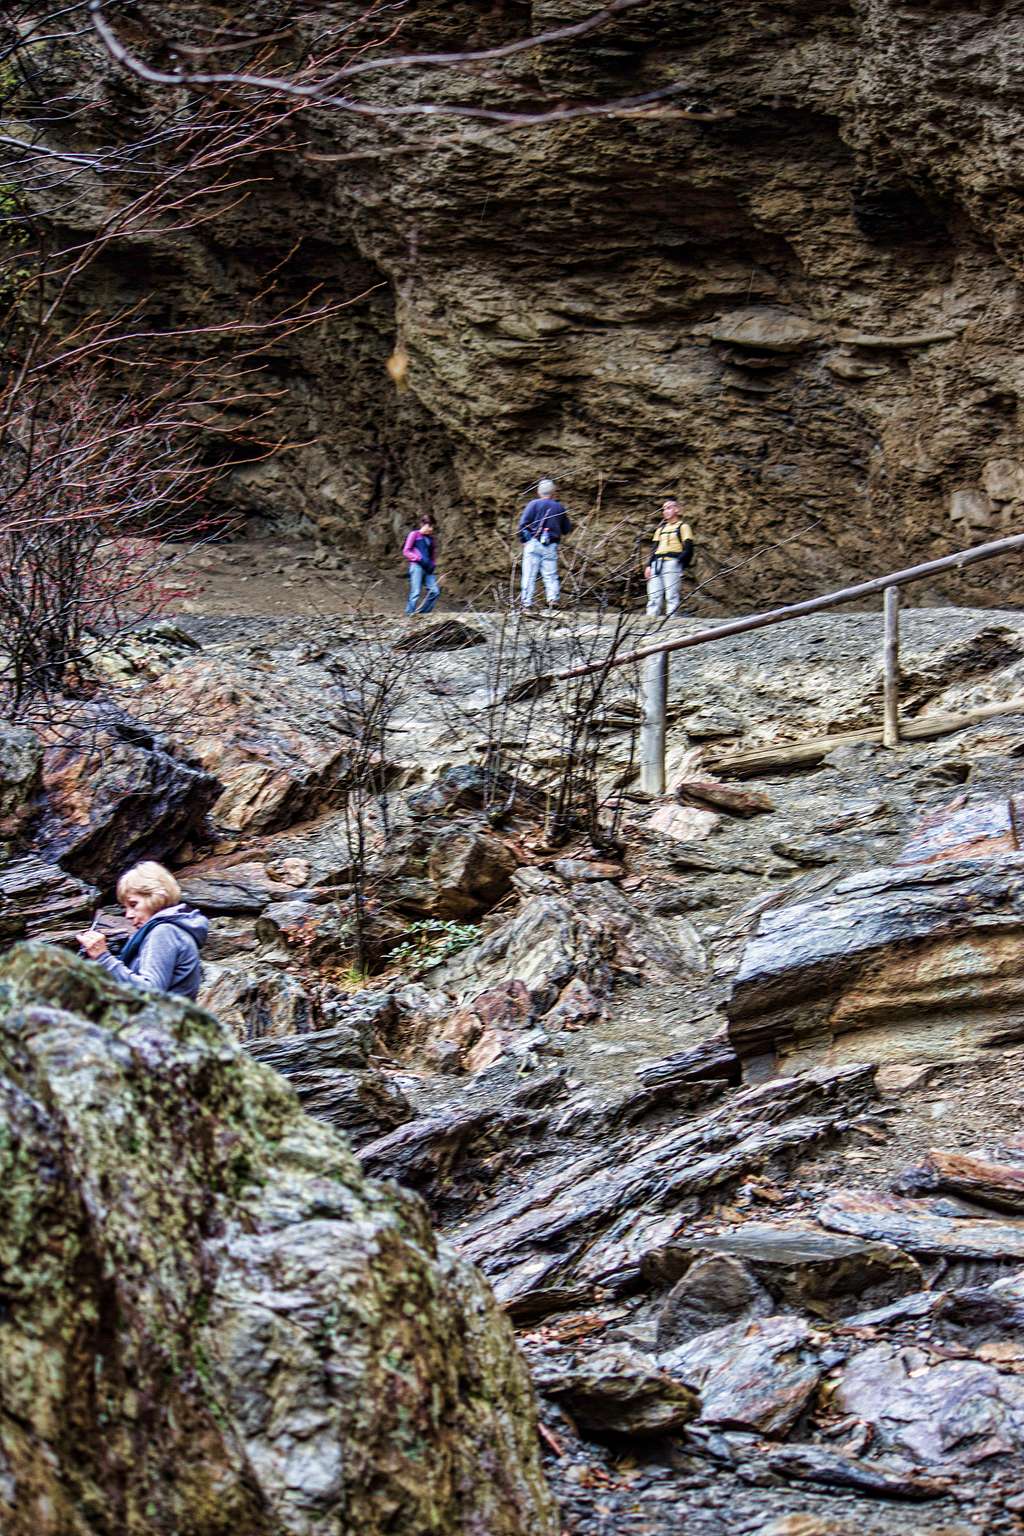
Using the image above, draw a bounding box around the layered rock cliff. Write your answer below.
[24,0,1024,602]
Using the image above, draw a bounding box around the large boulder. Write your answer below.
[133,650,360,836]
[35,709,220,888]
[0,944,557,1536]
[378,822,518,918]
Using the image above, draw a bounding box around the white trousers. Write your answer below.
[646,560,683,616]
[521,539,560,606]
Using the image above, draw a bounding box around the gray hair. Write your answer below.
[537,478,556,497]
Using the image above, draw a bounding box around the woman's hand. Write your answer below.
[77,929,108,959]
[644,565,652,581]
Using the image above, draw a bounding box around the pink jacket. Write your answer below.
[402,528,435,570]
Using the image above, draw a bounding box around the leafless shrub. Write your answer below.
[330,615,406,973]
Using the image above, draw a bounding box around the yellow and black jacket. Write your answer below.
[647,520,694,571]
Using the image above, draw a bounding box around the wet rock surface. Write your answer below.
[36,709,221,886]
[0,944,556,1536]
[10,607,1024,1532]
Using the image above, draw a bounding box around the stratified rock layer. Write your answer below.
[0,943,556,1536]
[20,3,1024,599]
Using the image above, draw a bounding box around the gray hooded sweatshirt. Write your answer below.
[95,903,209,1000]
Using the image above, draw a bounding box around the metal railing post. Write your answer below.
[640,650,668,795]
[882,585,900,747]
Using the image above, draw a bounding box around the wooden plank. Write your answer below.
[709,694,1024,779]
[640,650,668,795]
[882,586,900,748]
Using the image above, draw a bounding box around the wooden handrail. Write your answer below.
[555,528,1024,681]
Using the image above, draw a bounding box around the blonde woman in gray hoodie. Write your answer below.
[77,861,209,999]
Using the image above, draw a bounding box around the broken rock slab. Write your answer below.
[376,822,517,919]
[835,1341,1024,1465]
[895,795,1021,866]
[661,1315,826,1436]
[645,1221,922,1319]
[452,1067,875,1319]
[176,854,303,914]
[818,1190,1024,1262]
[0,854,99,944]
[242,994,395,1071]
[728,853,1024,1067]
[35,708,220,887]
[527,1341,699,1435]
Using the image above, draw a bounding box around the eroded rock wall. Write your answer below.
[21,0,1024,600]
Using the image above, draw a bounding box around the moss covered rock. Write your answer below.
[0,943,556,1536]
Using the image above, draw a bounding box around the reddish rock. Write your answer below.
[896,795,1020,866]
[675,777,775,818]
[897,1149,1024,1215]
[463,1028,507,1075]
[543,978,604,1031]
[138,653,358,836]
[472,980,533,1029]
[551,858,624,882]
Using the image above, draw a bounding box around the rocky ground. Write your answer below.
[7,595,1024,1533]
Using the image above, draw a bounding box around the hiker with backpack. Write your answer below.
[402,517,441,616]
[76,861,209,1000]
[644,498,694,616]
[518,478,572,612]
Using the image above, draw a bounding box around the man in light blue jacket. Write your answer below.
[518,478,572,611]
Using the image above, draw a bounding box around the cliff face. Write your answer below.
[29,1,1024,601]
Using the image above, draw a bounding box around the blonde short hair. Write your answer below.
[116,861,181,911]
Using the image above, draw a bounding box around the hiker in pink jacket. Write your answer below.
[403,518,441,615]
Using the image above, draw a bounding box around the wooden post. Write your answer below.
[883,585,900,747]
[640,650,668,794]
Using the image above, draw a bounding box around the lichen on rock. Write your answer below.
[0,942,557,1536]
